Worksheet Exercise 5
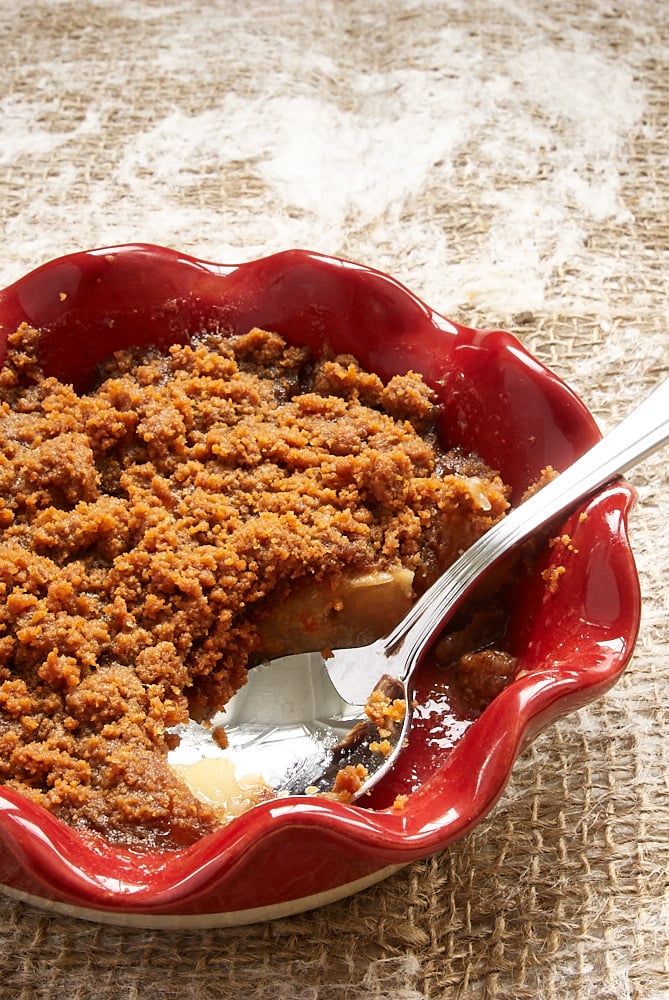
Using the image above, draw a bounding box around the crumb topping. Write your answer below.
[0,323,510,846]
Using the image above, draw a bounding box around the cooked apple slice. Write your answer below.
[255,566,415,659]
[171,757,272,816]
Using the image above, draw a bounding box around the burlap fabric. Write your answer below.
[0,1,667,997]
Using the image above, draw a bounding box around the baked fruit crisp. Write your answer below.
[0,323,512,847]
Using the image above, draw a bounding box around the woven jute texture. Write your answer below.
[0,1,667,997]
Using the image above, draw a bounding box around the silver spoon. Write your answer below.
[172,375,669,801]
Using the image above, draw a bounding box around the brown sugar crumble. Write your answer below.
[0,322,511,847]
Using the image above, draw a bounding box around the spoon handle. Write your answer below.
[385,375,669,673]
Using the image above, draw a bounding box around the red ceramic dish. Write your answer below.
[0,245,640,927]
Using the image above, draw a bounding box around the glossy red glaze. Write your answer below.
[0,246,640,924]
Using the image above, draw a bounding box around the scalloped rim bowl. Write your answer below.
[0,246,640,927]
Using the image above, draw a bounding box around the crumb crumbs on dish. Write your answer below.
[542,563,567,593]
